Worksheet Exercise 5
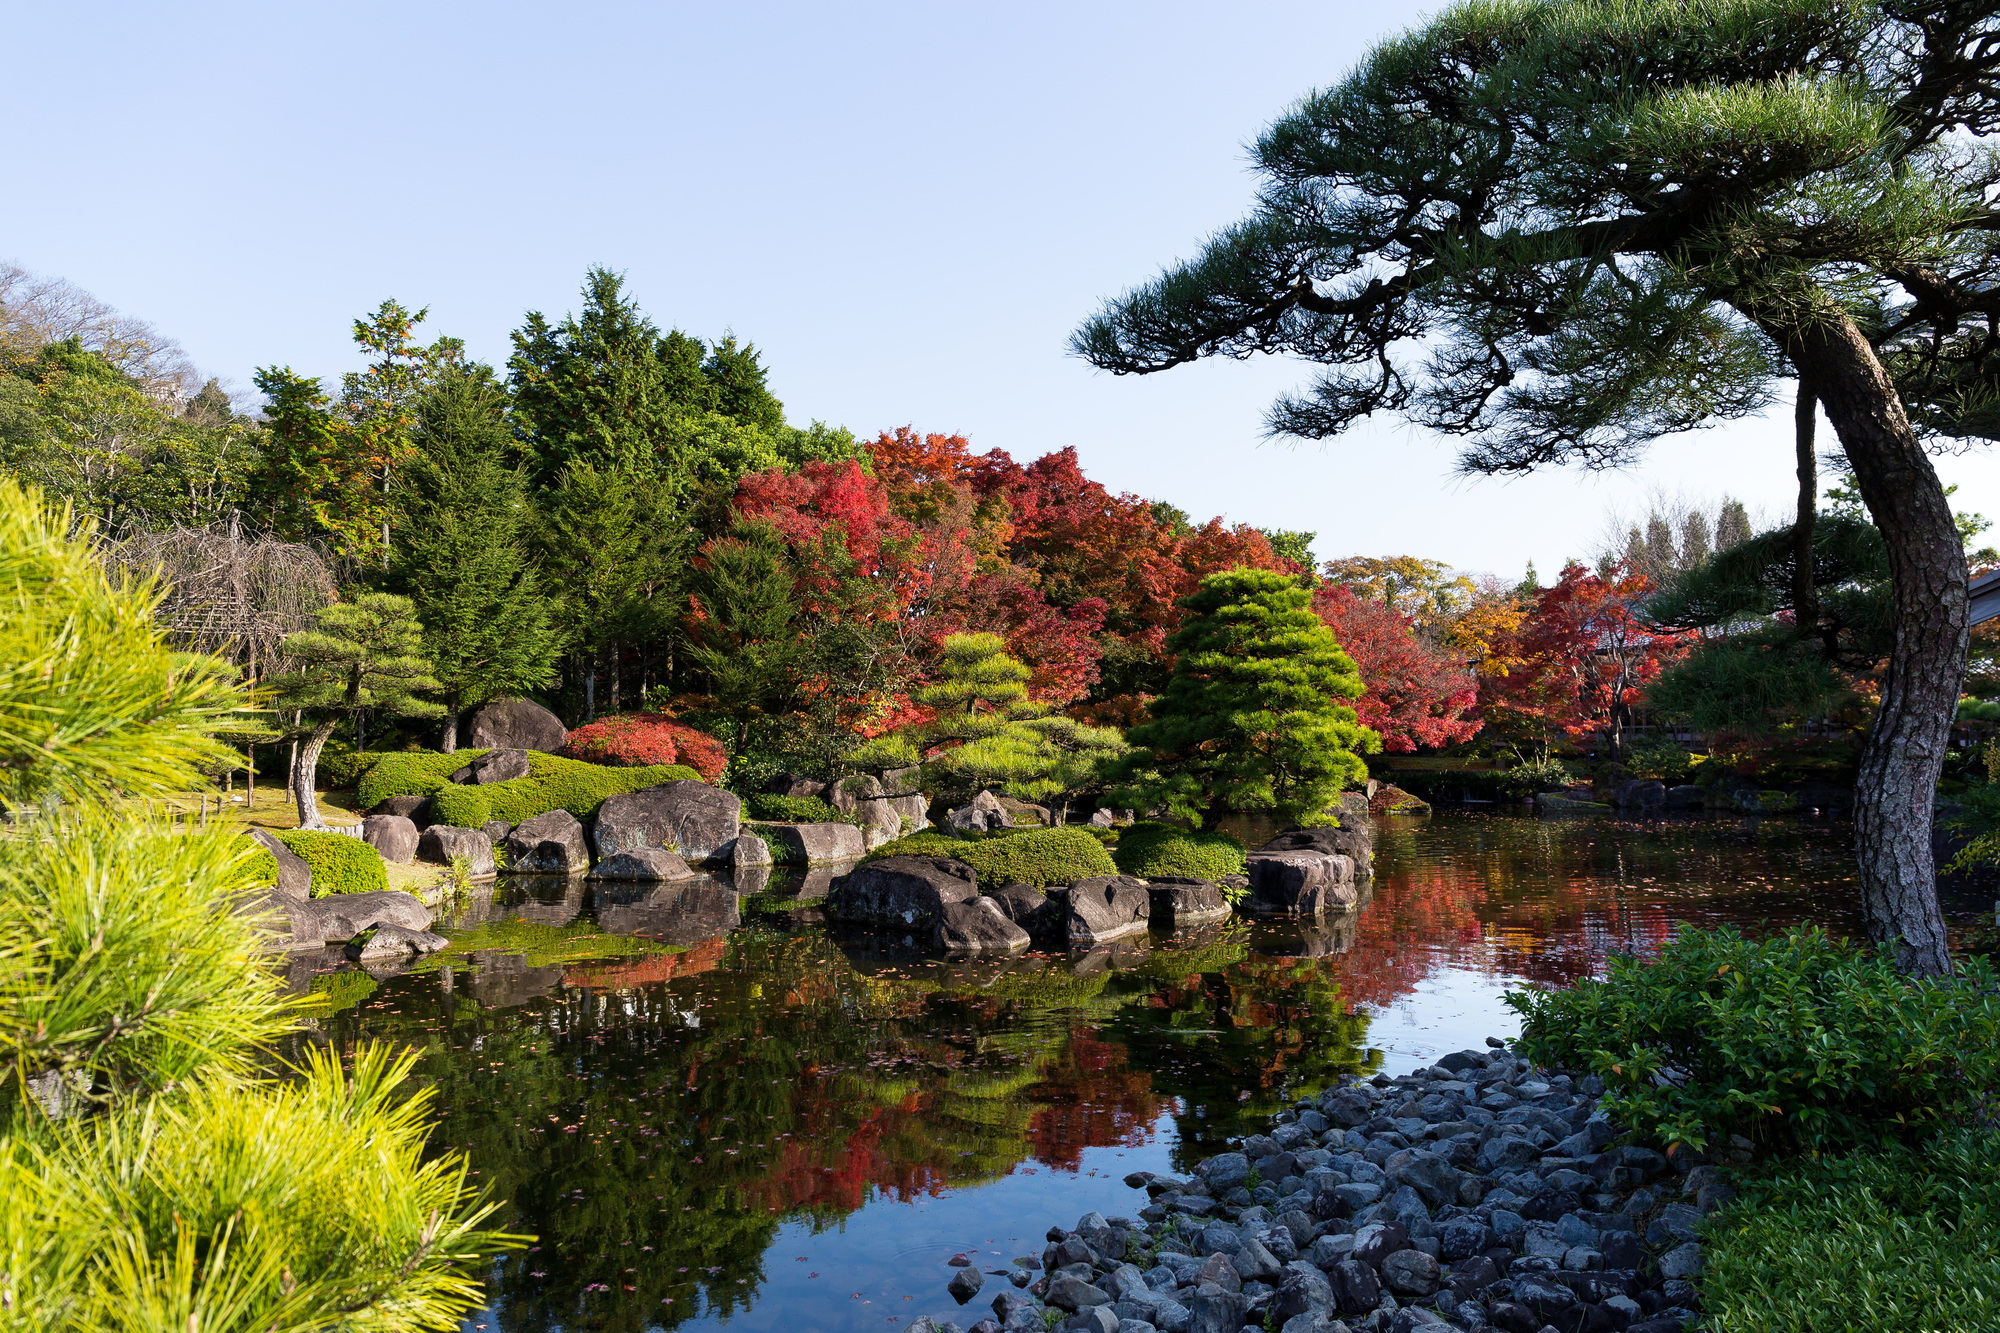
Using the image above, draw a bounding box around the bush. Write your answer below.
[1112,822,1246,881]
[316,748,389,788]
[272,829,387,897]
[562,713,728,782]
[863,827,1117,889]
[1506,925,2000,1152]
[1498,754,1573,797]
[1700,1131,2000,1333]
[356,749,474,808]
[355,749,702,827]
[744,793,863,826]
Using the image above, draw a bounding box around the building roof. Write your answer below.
[1974,568,2000,627]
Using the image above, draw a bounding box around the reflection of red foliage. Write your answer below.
[562,714,729,780]
[564,937,727,990]
[1312,587,1480,752]
[1024,1029,1164,1171]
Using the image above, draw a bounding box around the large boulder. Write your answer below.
[994,795,1051,827]
[942,789,1010,833]
[827,855,978,927]
[361,814,420,864]
[1613,779,1668,809]
[452,747,532,785]
[767,772,827,799]
[934,897,1032,953]
[505,809,591,873]
[1146,877,1232,928]
[347,923,448,960]
[1244,850,1357,915]
[287,890,436,945]
[880,766,930,835]
[464,698,567,752]
[1260,823,1373,859]
[246,828,312,904]
[1067,875,1151,944]
[728,832,773,866]
[592,781,742,865]
[986,882,1061,935]
[828,774,902,846]
[588,847,697,881]
[417,824,497,879]
[759,821,866,864]
[371,794,434,827]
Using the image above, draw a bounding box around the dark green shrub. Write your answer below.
[358,750,699,827]
[1112,822,1245,881]
[743,793,863,826]
[1700,1131,2000,1333]
[1507,926,2000,1152]
[272,830,387,897]
[864,827,1115,888]
[356,750,476,808]
[318,749,390,788]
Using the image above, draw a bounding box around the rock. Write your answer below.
[987,883,1061,934]
[828,774,903,846]
[1258,824,1373,859]
[1349,1222,1409,1267]
[247,829,312,903]
[588,847,696,881]
[372,794,434,827]
[1244,851,1357,915]
[1326,1260,1380,1315]
[996,795,1052,826]
[1188,1288,1244,1333]
[416,825,497,878]
[347,923,448,959]
[1048,1273,1113,1311]
[1664,783,1703,808]
[949,1267,986,1301]
[1068,876,1151,944]
[768,772,826,798]
[481,819,514,843]
[944,789,1012,833]
[592,780,742,865]
[828,855,979,927]
[1231,1237,1281,1282]
[451,747,532,785]
[1199,1152,1251,1191]
[503,809,590,873]
[759,821,867,864]
[360,814,420,864]
[1272,1265,1334,1322]
[1657,1241,1704,1279]
[1089,809,1116,828]
[936,897,1033,953]
[1368,784,1431,815]
[464,698,567,752]
[1378,1250,1439,1297]
[1145,878,1232,928]
[728,832,772,866]
[1733,788,1799,813]
[1508,1275,1577,1323]
[1613,779,1667,809]
[288,889,436,945]
[1535,792,1610,815]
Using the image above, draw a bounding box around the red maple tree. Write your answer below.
[1311,586,1481,752]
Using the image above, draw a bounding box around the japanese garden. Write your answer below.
[5,2,2000,1332]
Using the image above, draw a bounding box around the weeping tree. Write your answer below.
[1072,0,2000,973]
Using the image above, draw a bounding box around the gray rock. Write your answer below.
[1613,779,1667,809]
[1048,1273,1113,1310]
[944,789,1012,833]
[1665,783,1704,808]
[987,883,1060,934]
[347,923,448,960]
[1145,878,1232,928]
[481,819,514,843]
[1257,825,1373,875]
[1231,1237,1281,1282]
[464,698,567,752]
[1657,1241,1704,1279]
[1509,1274,1578,1322]
[588,847,696,881]
[371,794,434,827]
[936,897,1033,953]
[592,780,742,864]
[1187,1288,1244,1333]
[769,772,827,798]
[451,747,532,785]
[246,828,312,903]
[287,889,436,945]
[505,809,590,873]
[1377,1250,1438,1297]
[828,855,979,927]
[729,832,772,866]
[1243,851,1357,915]
[949,1267,986,1301]
[1326,1260,1379,1315]
[1199,1153,1252,1191]
[1272,1264,1333,1321]
[1068,876,1151,944]
[759,820,866,864]
[416,825,497,878]
[360,814,420,864]
[1066,1310,1117,1333]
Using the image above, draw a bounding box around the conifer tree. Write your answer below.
[1111,569,1378,827]
[684,520,801,753]
[269,594,442,827]
[397,370,561,749]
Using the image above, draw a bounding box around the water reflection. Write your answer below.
[284,810,1994,1333]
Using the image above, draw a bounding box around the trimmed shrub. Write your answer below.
[743,793,865,827]
[356,750,477,809]
[272,829,387,897]
[1507,925,2000,1152]
[428,752,702,827]
[317,748,389,788]
[1700,1131,2000,1333]
[562,713,728,782]
[863,827,1116,889]
[1112,822,1246,881]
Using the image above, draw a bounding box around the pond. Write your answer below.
[292,810,1989,1333]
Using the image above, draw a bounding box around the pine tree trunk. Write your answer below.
[1782,310,1966,975]
[1793,382,1820,634]
[293,719,338,830]
[442,701,460,754]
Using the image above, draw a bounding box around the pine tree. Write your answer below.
[534,460,673,721]
[1110,568,1378,827]
[1717,498,1754,552]
[397,370,562,749]
[701,335,786,434]
[684,520,801,753]
[269,594,442,828]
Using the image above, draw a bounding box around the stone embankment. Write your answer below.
[919,1042,1729,1333]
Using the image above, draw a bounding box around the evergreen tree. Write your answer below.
[269,594,442,828]
[397,370,562,749]
[702,335,786,434]
[684,520,801,753]
[1110,569,1378,827]
[534,460,674,721]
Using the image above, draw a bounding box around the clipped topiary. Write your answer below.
[562,713,728,782]
[1112,822,1246,881]
[863,827,1117,889]
[356,749,479,808]
[428,751,702,827]
[271,829,387,897]
[744,793,864,826]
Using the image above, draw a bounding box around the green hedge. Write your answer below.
[354,749,702,827]
[272,830,387,898]
[1111,822,1245,881]
[1508,925,2000,1153]
[318,749,391,788]
[743,793,863,826]
[1701,1131,2000,1333]
[863,827,1116,889]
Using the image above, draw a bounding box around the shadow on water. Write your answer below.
[280,809,1989,1333]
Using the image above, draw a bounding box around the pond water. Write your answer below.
[291,810,1990,1333]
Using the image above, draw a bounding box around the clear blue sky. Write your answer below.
[8,1,1992,575]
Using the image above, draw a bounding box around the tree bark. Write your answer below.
[292,719,337,830]
[1793,380,1820,636]
[442,701,460,754]
[1775,306,1966,975]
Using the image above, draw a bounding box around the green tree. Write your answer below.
[683,520,801,753]
[397,370,562,750]
[0,475,513,1329]
[1110,569,1377,827]
[1072,0,2000,972]
[534,460,675,721]
[270,593,442,827]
